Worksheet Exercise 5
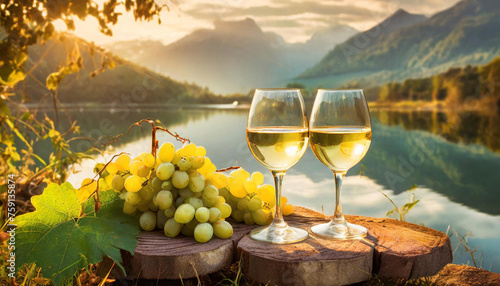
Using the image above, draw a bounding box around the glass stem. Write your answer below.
[332,171,346,225]
[271,171,287,228]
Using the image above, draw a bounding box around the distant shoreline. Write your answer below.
[14,101,498,114]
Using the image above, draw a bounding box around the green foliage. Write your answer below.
[376,56,500,108]
[0,0,168,88]
[380,184,419,222]
[16,182,140,286]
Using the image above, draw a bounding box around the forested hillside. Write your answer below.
[373,57,500,110]
[14,35,230,105]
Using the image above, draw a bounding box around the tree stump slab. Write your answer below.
[237,207,452,285]
[129,222,258,279]
[128,206,451,283]
[430,264,500,285]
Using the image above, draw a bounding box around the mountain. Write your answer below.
[108,19,358,94]
[16,36,222,105]
[299,0,500,88]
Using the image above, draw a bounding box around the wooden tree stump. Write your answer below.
[237,207,452,285]
[129,222,258,279]
[127,206,452,283]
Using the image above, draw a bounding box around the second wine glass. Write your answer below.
[246,88,309,244]
[309,89,372,239]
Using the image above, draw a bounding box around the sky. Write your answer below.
[56,0,460,45]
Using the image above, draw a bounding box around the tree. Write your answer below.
[0,0,169,86]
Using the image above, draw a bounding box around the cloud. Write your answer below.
[65,0,460,45]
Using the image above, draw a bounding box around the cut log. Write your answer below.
[129,222,258,279]
[430,264,500,285]
[237,207,452,285]
[127,206,452,283]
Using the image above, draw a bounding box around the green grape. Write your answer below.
[219,187,230,200]
[142,153,156,168]
[243,212,254,225]
[194,223,213,243]
[125,191,142,205]
[226,200,237,212]
[175,197,185,208]
[186,197,204,209]
[115,154,131,171]
[123,202,137,215]
[158,142,175,163]
[231,209,244,222]
[177,157,191,171]
[188,171,203,178]
[230,169,250,182]
[195,207,210,223]
[192,191,203,199]
[111,175,125,192]
[139,211,156,231]
[208,207,222,223]
[182,143,197,157]
[189,156,205,169]
[195,146,206,156]
[171,153,181,165]
[106,162,119,175]
[151,177,163,192]
[137,201,150,212]
[149,200,159,212]
[188,176,205,193]
[124,175,143,193]
[213,220,233,239]
[157,209,168,229]
[161,180,174,191]
[251,172,264,185]
[252,209,269,226]
[129,161,143,176]
[137,165,151,177]
[218,203,232,219]
[248,197,263,211]
[156,190,173,210]
[172,171,189,189]
[237,198,250,211]
[202,185,219,201]
[174,204,196,224]
[156,162,175,180]
[164,218,183,237]
[202,196,219,208]
[179,188,194,199]
[170,189,179,199]
[164,205,175,218]
[136,152,148,161]
[181,218,199,237]
[139,186,154,202]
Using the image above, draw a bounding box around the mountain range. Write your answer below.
[17,36,222,106]
[107,19,358,94]
[299,0,500,88]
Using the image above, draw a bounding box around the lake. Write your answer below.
[50,106,500,273]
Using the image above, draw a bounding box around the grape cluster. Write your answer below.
[78,141,294,243]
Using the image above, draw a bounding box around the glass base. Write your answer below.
[249,224,308,244]
[310,220,367,239]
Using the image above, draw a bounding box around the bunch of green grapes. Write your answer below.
[78,141,294,243]
[208,169,294,226]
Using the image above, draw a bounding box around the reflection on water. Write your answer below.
[55,107,500,273]
[373,110,500,153]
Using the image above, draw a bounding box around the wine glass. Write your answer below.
[309,89,372,239]
[246,88,309,244]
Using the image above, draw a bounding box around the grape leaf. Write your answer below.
[16,182,140,286]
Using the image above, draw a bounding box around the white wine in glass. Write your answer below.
[309,89,372,239]
[246,88,309,244]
